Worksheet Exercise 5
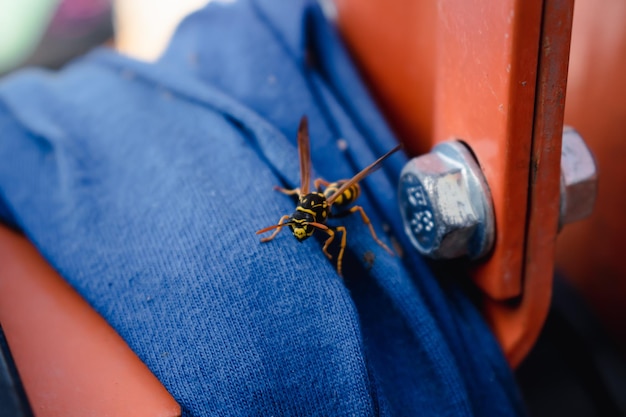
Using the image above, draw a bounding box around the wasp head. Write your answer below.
[289,210,315,242]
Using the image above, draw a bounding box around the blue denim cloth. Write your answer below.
[0,0,524,415]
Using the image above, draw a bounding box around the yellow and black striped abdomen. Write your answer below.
[323,180,361,208]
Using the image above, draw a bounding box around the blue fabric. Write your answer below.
[0,0,525,415]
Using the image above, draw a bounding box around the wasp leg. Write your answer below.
[314,178,331,192]
[344,206,394,256]
[259,214,290,243]
[320,226,347,277]
[320,229,335,260]
[273,186,300,196]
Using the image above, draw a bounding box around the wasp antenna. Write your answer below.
[256,223,289,235]
[327,144,403,205]
[308,221,329,230]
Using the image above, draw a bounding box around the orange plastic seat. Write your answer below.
[0,226,181,417]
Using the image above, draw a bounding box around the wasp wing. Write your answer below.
[297,116,311,195]
[327,144,402,205]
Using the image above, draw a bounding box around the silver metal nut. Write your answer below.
[398,141,495,259]
[560,127,598,227]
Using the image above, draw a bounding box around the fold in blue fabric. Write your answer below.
[0,0,525,415]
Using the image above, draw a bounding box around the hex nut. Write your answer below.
[560,127,598,227]
[398,141,495,259]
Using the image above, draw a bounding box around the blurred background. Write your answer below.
[0,0,211,75]
[0,0,112,75]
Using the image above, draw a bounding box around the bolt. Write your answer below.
[398,141,495,259]
[559,127,598,228]
[399,129,598,260]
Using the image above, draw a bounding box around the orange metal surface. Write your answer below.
[484,0,574,366]
[333,0,437,157]
[336,0,574,365]
[0,226,181,417]
[336,0,542,300]
[433,0,542,300]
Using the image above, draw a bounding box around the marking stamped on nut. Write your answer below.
[398,141,495,260]
[400,172,437,251]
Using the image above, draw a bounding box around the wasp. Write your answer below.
[256,116,401,276]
